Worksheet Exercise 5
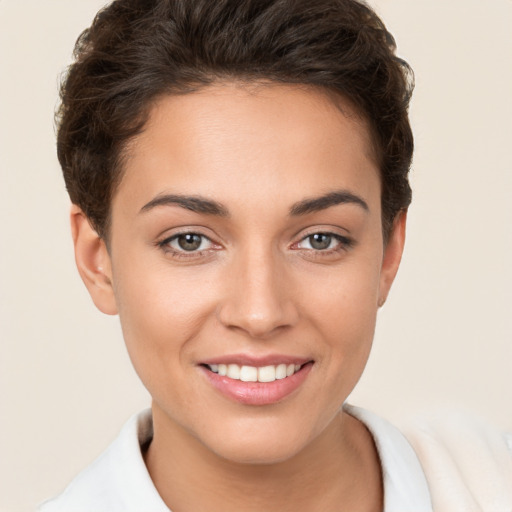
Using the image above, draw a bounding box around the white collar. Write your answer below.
[40,407,432,512]
[39,409,169,512]
[345,404,433,512]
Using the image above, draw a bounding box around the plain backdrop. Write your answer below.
[1,0,511,510]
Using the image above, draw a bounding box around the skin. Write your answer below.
[71,82,406,512]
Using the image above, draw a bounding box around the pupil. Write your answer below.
[310,233,331,250]
[178,234,202,251]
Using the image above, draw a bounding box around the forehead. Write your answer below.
[115,82,380,217]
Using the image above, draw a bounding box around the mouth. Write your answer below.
[199,359,314,405]
[203,362,305,382]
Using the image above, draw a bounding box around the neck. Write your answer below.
[144,404,383,512]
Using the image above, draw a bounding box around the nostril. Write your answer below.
[221,315,293,340]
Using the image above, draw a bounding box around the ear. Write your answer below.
[70,205,118,315]
[378,210,407,307]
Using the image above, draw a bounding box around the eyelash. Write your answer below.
[294,232,354,254]
[157,231,218,259]
[157,231,353,260]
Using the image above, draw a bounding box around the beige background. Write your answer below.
[1,0,511,510]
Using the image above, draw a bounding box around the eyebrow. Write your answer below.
[140,194,230,217]
[289,190,369,216]
[140,189,368,217]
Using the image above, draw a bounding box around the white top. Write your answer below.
[38,405,433,512]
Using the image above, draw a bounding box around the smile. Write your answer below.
[206,363,303,383]
[200,359,314,405]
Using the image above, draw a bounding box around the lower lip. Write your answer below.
[200,363,313,405]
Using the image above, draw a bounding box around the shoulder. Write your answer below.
[402,409,512,511]
[346,404,512,512]
[38,409,169,512]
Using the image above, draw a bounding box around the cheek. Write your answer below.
[305,255,382,378]
[111,257,217,385]
[309,255,381,331]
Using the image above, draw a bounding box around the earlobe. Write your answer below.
[70,205,118,315]
[378,210,407,307]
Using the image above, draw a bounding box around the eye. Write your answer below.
[160,232,214,253]
[297,232,350,251]
[295,232,353,254]
[301,233,334,250]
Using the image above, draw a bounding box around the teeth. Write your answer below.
[258,365,276,383]
[207,362,304,382]
[276,364,287,380]
[226,364,240,379]
[240,365,258,382]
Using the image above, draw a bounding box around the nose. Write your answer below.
[216,246,299,339]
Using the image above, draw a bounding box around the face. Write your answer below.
[74,82,405,464]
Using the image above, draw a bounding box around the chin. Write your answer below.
[195,414,320,465]
[210,436,307,465]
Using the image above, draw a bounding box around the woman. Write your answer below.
[38,0,511,510]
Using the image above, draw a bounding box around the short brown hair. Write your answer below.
[57,0,414,241]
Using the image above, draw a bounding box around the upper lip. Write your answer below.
[200,354,313,367]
